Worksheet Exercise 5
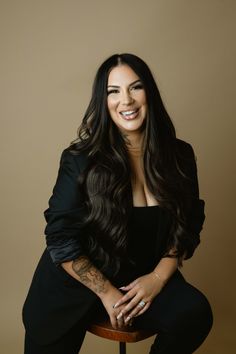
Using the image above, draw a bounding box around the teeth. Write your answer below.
[121,110,137,116]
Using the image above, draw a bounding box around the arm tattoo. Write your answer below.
[72,257,108,295]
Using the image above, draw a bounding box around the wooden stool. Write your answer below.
[87,319,156,354]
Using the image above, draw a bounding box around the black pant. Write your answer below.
[24,271,213,354]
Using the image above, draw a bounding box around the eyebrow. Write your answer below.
[107,79,141,88]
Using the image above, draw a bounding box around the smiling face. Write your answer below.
[107,64,147,137]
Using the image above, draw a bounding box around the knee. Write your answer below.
[162,291,213,336]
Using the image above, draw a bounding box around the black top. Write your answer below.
[114,205,163,286]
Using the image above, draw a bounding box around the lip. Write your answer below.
[119,108,139,120]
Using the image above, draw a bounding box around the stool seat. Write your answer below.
[88,318,156,343]
[88,318,156,354]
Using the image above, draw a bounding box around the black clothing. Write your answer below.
[24,269,213,354]
[44,140,205,268]
[22,140,212,353]
[113,205,164,286]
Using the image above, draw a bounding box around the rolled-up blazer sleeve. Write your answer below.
[44,149,87,265]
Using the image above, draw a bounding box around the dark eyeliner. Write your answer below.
[107,89,119,95]
[132,83,143,89]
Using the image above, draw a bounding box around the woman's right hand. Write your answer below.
[62,259,131,328]
[99,285,131,329]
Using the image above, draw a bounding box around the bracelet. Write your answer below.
[152,270,166,285]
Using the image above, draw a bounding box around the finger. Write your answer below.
[134,302,150,316]
[124,305,142,323]
[110,315,118,329]
[113,289,136,308]
[116,313,125,328]
[116,295,138,315]
[119,294,142,316]
[123,315,133,326]
[116,310,132,327]
[119,286,126,291]
[120,279,138,291]
[124,300,149,323]
[128,318,134,326]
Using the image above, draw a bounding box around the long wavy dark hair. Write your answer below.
[69,53,197,275]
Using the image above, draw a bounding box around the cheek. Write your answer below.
[140,92,147,105]
[107,98,117,113]
[107,99,112,112]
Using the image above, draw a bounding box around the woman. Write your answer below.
[23,53,213,354]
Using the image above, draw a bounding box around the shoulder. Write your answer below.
[59,147,90,173]
[174,138,199,188]
[175,138,194,154]
[175,138,196,163]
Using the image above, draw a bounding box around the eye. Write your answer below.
[107,89,119,95]
[131,84,144,91]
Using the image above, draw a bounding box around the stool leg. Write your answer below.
[119,342,126,354]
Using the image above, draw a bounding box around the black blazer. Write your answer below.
[22,139,205,345]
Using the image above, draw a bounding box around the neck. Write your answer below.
[123,132,144,157]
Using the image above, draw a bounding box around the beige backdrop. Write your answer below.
[1,0,235,353]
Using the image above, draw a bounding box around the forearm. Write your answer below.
[153,257,178,285]
[62,257,132,328]
[61,256,112,299]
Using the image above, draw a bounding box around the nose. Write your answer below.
[121,89,134,106]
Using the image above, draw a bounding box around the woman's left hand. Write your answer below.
[113,272,164,323]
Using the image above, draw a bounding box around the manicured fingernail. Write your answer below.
[119,286,126,290]
[116,313,123,320]
[125,316,131,323]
